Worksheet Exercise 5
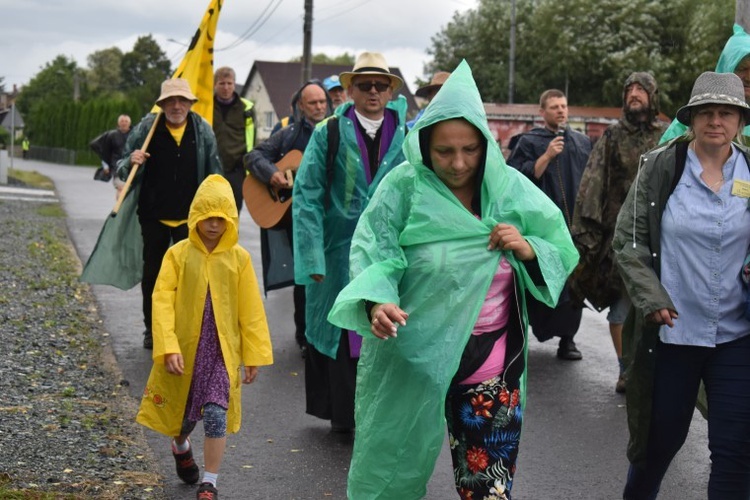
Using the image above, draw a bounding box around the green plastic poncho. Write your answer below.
[292,95,408,358]
[660,24,750,143]
[327,61,579,499]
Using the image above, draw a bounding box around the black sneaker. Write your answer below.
[172,440,199,484]
[197,482,218,500]
[556,337,582,361]
[143,329,153,350]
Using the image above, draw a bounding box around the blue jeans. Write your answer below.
[623,334,750,499]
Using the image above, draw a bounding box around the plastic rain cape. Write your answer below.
[660,24,750,143]
[328,60,579,499]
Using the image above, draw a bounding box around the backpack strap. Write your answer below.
[324,116,340,210]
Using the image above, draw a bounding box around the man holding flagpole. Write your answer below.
[117,78,222,348]
[81,0,224,350]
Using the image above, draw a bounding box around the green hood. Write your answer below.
[661,24,750,143]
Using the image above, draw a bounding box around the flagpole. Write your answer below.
[111,111,162,215]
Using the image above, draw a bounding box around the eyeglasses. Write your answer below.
[354,81,391,93]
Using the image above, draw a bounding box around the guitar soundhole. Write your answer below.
[278,189,293,203]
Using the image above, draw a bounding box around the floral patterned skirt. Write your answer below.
[445,376,523,500]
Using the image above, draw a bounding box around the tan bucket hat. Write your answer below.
[415,71,451,98]
[156,78,198,106]
[339,52,403,92]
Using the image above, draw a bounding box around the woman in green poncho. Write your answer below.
[328,61,578,499]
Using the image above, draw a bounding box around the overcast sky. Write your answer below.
[2,0,477,94]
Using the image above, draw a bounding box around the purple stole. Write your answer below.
[344,106,397,357]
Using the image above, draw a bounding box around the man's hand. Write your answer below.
[130,149,150,166]
[311,274,324,283]
[545,135,564,159]
[269,171,290,189]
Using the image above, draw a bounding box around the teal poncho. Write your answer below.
[660,24,750,143]
[328,61,579,499]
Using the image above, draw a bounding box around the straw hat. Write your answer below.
[339,52,403,91]
[675,71,750,125]
[415,71,451,98]
[156,78,198,106]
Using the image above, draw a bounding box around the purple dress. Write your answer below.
[185,287,230,421]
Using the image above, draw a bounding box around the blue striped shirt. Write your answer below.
[659,145,750,346]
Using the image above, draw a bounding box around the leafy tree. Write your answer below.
[15,55,80,137]
[425,0,735,116]
[121,35,171,113]
[87,47,125,96]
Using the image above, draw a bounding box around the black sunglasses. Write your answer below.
[354,81,391,92]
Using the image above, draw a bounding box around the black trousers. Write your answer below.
[140,219,188,331]
[305,330,357,429]
[223,166,246,216]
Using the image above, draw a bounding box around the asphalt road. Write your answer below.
[11,158,710,499]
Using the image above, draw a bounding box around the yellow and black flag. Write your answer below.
[81,0,224,290]
[153,0,223,124]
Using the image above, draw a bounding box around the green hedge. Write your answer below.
[28,97,142,166]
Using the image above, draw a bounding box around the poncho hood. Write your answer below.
[404,59,508,197]
[623,71,660,125]
[188,174,239,253]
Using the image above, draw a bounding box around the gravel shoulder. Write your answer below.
[0,180,166,499]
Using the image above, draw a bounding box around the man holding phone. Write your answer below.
[508,89,592,360]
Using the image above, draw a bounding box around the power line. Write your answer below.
[217,0,286,51]
[316,0,373,23]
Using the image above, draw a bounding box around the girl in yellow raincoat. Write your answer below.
[136,174,272,499]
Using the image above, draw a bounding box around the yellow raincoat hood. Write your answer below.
[188,174,239,253]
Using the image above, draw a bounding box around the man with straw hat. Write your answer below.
[407,70,451,128]
[117,78,222,349]
[292,52,408,433]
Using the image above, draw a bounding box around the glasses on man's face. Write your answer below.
[354,81,391,93]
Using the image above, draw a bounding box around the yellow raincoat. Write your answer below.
[136,175,273,436]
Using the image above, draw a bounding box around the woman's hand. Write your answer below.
[647,308,678,328]
[488,223,536,261]
[370,302,409,340]
[165,353,184,375]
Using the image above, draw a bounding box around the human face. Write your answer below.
[160,96,193,126]
[429,119,484,194]
[298,85,328,124]
[348,75,393,119]
[214,76,236,101]
[117,115,131,133]
[328,86,347,108]
[735,56,750,101]
[540,96,568,131]
[624,83,649,114]
[197,217,227,250]
[691,104,742,149]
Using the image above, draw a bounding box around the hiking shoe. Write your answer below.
[143,329,153,350]
[556,337,582,360]
[172,440,199,484]
[197,482,218,500]
[616,373,627,394]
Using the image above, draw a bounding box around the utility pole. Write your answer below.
[301,0,313,85]
[737,0,750,32]
[508,0,516,104]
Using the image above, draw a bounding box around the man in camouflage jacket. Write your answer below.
[571,72,667,393]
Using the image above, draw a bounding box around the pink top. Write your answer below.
[459,257,514,385]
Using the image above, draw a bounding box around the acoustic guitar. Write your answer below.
[243,149,303,229]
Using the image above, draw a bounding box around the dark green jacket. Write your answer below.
[613,138,750,465]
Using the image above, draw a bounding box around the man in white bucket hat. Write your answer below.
[291,52,408,433]
[117,78,222,349]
